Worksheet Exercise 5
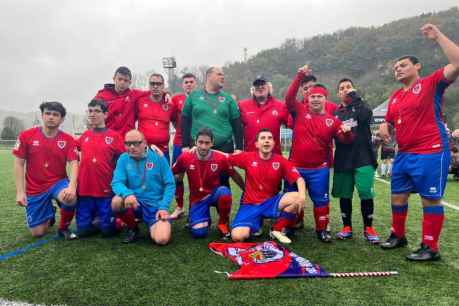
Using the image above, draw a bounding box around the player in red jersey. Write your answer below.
[76,99,125,237]
[137,73,176,164]
[13,102,79,239]
[94,66,148,137]
[170,73,198,220]
[285,68,337,116]
[238,75,289,154]
[229,129,306,244]
[173,127,244,239]
[379,24,459,261]
[286,85,353,242]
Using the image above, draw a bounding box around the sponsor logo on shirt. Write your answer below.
[146,162,154,170]
[251,161,258,167]
[272,162,280,170]
[412,83,422,95]
[32,140,40,146]
[57,140,66,149]
[272,110,278,117]
[189,164,196,170]
[211,163,218,172]
[105,136,113,145]
[325,118,334,127]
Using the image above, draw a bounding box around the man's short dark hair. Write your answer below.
[256,128,273,141]
[114,66,132,80]
[337,78,354,90]
[300,75,317,86]
[396,55,420,65]
[182,73,196,80]
[149,73,165,83]
[88,99,108,113]
[196,127,214,142]
[39,101,66,117]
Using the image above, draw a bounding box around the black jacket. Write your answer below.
[333,91,377,171]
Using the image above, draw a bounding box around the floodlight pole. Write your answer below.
[162,57,177,90]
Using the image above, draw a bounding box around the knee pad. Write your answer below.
[191,226,209,239]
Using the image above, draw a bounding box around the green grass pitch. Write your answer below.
[1,149,459,305]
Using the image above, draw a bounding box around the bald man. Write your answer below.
[111,130,175,245]
[180,66,243,187]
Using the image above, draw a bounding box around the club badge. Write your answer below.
[162,103,170,111]
[189,164,196,170]
[211,163,218,172]
[105,136,113,145]
[272,110,278,117]
[412,83,422,95]
[57,140,66,149]
[325,119,334,127]
[218,96,226,103]
[272,162,280,170]
[146,162,154,170]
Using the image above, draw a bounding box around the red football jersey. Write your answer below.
[290,112,352,169]
[137,95,177,152]
[94,86,148,137]
[229,152,300,205]
[238,97,289,154]
[77,129,125,197]
[385,68,453,154]
[12,127,78,196]
[172,93,187,146]
[172,151,234,205]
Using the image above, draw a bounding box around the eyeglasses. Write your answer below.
[149,81,164,87]
[124,141,143,147]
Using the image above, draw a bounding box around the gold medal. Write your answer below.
[397,118,401,124]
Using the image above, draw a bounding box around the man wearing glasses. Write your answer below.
[137,73,177,164]
[75,99,125,237]
[111,130,175,244]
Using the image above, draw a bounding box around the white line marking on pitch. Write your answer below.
[375,177,459,212]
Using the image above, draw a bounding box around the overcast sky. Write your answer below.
[0,0,457,113]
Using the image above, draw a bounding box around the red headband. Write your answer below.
[308,87,328,98]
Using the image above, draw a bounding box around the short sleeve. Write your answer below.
[66,138,79,161]
[228,152,247,169]
[281,158,300,184]
[172,154,187,174]
[12,132,27,159]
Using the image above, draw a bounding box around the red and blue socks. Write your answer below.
[422,205,444,252]
[391,203,408,238]
[216,195,232,225]
[272,211,297,232]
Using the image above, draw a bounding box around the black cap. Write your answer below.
[253,75,268,86]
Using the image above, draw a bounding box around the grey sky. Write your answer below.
[0,0,457,113]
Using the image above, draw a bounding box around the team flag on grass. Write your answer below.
[209,241,398,280]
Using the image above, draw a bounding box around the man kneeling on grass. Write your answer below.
[111,130,175,244]
[229,128,306,244]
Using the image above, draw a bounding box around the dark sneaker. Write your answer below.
[364,226,381,244]
[123,227,139,244]
[217,223,231,240]
[380,232,408,250]
[316,230,332,243]
[57,229,78,240]
[406,244,441,261]
[336,226,352,240]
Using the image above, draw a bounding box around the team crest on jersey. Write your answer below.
[272,162,280,170]
[84,137,89,142]
[162,103,170,111]
[218,96,226,103]
[251,161,258,167]
[146,162,154,170]
[57,140,66,149]
[105,136,113,145]
[189,164,196,170]
[412,83,422,95]
[325,118,334,127]
[32,140,40,146]
[272,110,278,117]
[125,96,130,102]
[211,163,218,172]
[306,114,312,120]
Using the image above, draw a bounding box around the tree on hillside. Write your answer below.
[1,116,24,140]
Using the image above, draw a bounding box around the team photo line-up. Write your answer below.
[12,23,459,262]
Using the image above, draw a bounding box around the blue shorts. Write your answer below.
[391,151,450,200]
[26,179,69,228]
[134,201,170,229]
[76,196,114,234]
[172,144,182,165]
[231,194,283,233]
[189,186,231,227]
[286,167,329,206]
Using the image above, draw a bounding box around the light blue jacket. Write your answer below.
[111,149,175,211]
